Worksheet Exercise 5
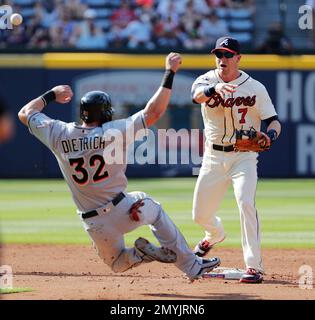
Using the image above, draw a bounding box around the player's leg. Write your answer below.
[192,165,229,249]
[231,154,264,274]
[128,191,221,280]
[81,192,181,273]
[81,215,144,273]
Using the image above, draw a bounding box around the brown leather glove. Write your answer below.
[234,128,271,152]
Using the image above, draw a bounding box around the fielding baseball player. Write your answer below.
[191,37,281,283]
[18,53,220,281]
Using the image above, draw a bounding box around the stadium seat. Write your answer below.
[229,19,253,31]
[229,8,253,19]
[94,19,111,30]
[13,0,35,5]
[85,0,106,5]
[20,7,35,18]
[229,32,252,43]
[95,8,112,18]
[215,8,229,18]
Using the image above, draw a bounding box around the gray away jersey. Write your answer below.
[28,111,147,213]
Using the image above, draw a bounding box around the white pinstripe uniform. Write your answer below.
[191,69,277,272]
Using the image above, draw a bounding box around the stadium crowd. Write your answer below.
[0,0,255,50]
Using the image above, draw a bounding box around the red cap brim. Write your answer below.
[211,47,238,54]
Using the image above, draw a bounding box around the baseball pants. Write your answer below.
[192,147,264,273]
[81,191,204,278]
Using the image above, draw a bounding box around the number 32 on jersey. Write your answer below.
[69,155,109,185]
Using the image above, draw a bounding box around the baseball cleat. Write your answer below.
[189,257,221,281]
[134,237,177,263]
[194,235,225,257]
[239,268,263,283]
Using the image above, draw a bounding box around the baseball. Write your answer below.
[10,13,23,26]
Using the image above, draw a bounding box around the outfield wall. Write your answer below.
[0,54,314,178]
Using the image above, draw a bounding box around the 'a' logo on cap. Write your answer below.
[221,39,229,46]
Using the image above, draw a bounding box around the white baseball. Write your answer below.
[10,13,23,26]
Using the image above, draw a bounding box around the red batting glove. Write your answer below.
[129,200,144,222]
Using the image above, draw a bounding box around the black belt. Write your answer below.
[82,192,125,219]
[213,144,235,152]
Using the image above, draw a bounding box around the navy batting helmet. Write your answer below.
[80,91,113,124]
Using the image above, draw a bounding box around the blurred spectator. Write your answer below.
[49,25,66,48]
[107,0,137,48]
[25,4,46,44]
[49,7,76,47]
[135,0,154,9]
[206,0,227,8]
[181,20,205,49]
[0,98,15,144]
[77,8,97,37]
[0,0,257,51]
[123,14,154,49]
[159,1,180,26]
[111,0,137,29]
[180,0,202,37]
[199,10,229,46]
[28,28,51,48]
[257,22,293,54]
[39,0,62,29]
[65,0,87,20]
[6,25,28,48]
[156,0,187,18]
[71,8,107,49]
[41,0,59,12]
[75,22,107,49]
[191,0,211,15]
[154,15,181,48]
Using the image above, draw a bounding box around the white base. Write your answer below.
[202,267,246,280]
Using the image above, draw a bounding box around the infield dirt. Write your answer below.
[1,244,314,300]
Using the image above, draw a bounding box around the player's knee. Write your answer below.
[142,198,161,225]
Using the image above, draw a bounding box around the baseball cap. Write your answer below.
[211,37,241,54]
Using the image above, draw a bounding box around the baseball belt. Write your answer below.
[213,144,234,152]
[81,192,126,219]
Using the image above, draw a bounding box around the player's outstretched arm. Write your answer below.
[193,83,238,103]
[143,52,181,127]
[18,85,73,126]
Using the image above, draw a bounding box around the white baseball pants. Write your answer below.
[192,147,264,273]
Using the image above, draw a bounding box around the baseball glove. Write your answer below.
[234,127,271,152]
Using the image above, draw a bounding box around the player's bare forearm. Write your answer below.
[143,53,181,127]
[143,88,172,127]
[192,87,210,104]
[18,85,73,126]
[18,97,45,126]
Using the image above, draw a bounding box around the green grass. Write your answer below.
[0,287,33,294]
[0,178,314,248]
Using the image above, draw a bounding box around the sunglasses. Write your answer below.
[214,51,236,59]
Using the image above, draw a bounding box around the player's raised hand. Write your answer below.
[52,85,73,104]
[215,83,238,98]
[166,52,182,73]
